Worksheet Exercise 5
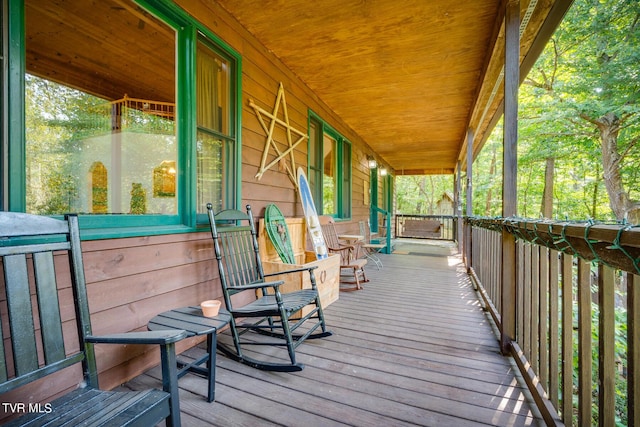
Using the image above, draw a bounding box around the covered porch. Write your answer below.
[124,239,544,426]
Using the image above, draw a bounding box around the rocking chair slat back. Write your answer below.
[218,228,262,292]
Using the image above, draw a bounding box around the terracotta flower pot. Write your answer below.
[200,300,221,317]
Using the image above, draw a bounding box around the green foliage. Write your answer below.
[396,175,452,215]
[129,183,147,214]
[33,171,79,215]
[25,75,105,214]
[471,0,640,221]
[323,174,335,215]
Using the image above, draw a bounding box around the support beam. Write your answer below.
[455,162,463,254]
[500,0,519,354]
[465,129,473,270]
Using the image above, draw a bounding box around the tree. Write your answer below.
[523,0,640,222]
[395,175,451,215]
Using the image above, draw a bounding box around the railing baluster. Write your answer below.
[561,253,574,426]
[532,244,540,374]
[518,241,526,350]
[628,273,638,427]
[578,258,592,427]
[549,249,560,408]
[523,242,532,363]
[539,246,548,389]
[598,264,615,426]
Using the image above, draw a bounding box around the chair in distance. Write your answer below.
[358,220,386,270]
[319,216,369,291]
[206,203,332,372]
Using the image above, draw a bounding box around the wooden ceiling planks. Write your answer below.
[216,0,567,175]
[215,0,501,174]
[22,0,568,176]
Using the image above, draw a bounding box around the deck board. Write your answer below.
[124,239,544,426]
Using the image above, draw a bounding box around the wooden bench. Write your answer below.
[0,212,185,426]
[403,219,442,238]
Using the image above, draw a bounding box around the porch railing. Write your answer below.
[395,214,456,240]
[466,217,640,426]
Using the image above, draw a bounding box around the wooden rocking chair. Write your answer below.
[319,216,369,290]
[206,204,332,372]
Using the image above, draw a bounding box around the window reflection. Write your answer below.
[25,0,176,215]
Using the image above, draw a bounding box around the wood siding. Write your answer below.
[3,0,387,406]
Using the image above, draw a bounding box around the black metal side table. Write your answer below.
[147,306,231,402]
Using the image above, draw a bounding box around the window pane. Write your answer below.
[197,131,223,212]
[323,133,337,215]
[197,42,230,135]
[25,0,176,215]
[196,41,230,213]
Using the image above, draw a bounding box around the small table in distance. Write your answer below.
[338,234,365,257]
[147,306,231,402]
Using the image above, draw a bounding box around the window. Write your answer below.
[25,1,177,217]
[308,112,351,218]
[196,39,233,215]
[5,0,239,235]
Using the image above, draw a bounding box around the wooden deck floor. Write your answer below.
[125,239,544,426]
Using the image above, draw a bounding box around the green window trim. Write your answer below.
[3,0,242,239]
[307,110,352,220]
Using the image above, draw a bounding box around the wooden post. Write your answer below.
[455,162,463,254]
[465,129,473,272]
[501,0,519,354]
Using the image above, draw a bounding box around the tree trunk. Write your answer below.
[590,163,601,219]
[485,147,497,214]
[597,112,632,221]
[414,176,433,215]
[541,157,555,218]
[428,176,435,215]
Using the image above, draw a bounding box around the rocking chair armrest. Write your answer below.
[264,265,318,278]
[326,244,354,252]
[85,330,188,345]
[232,279,285,291]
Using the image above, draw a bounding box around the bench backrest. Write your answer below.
[0,212,97,394]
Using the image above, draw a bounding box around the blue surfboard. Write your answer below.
[297,167,328,259]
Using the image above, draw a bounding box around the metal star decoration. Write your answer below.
[250,82,308,186]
